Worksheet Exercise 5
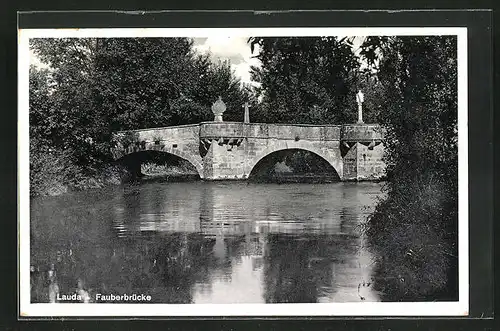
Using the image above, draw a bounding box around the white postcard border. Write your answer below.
[18,26,468,317]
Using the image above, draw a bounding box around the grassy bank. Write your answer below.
[364,174,458,301]
[139,163,201,183]
[141,162,199,178]
[30,155,131,197]
[29,150,200,197]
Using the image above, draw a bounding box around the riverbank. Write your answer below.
[29,161,200,197]
[363,176,458,302]
[29,163,130,197]
[249,173,339,184]
[140,163,199,180]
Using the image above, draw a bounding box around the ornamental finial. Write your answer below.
[212,96,226,122]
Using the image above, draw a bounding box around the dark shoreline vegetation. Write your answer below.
[29,36,458,302]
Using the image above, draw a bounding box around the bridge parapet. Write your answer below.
[199,122,342,141]
[341,124,385,143]
[115,124,200,142]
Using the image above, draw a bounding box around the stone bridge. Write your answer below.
[111,121,386,181]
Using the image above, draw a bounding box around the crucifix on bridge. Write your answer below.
[243,102,250,123]
[356,90,364,124]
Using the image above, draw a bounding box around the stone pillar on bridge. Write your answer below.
[212,96,226,122]
[243,102,250,123]
[356,90,364,124]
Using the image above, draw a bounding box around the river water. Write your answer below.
[30,181,384,304]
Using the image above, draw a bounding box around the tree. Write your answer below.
[197,59,248,123]
[361,36,458,301]
[29,65,54,145]
[30,37,248,169]
[248,37,360,124]
[360,36,457,178]
[29,37,249,196]
[29,65,73,196]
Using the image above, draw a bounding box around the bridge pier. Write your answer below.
[340,124,386,181]
[341,142,385,181]
[202,139,248,180]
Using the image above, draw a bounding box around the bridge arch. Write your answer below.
[114,147,204,179]
[246,145,342,180]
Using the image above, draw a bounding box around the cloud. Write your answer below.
[193,36,248,59]
[192,37,208,45]
[193,36,261,85]
[226,53,245,65]
[192,36,364,85]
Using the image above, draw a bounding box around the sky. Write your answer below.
[192,36,261,86]
[30,48,48,69]
[30,36,262,86]
[30,36,366,86]
[191,36,368,86]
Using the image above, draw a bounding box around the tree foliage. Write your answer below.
[30,38,248,170]
[365,36,457,177]
[248,37,361,124]
[362,36,458,301]
[29,38,248,195]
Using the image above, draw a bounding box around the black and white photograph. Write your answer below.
[18,26,468,316]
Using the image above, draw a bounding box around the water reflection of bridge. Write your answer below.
[111,180,376,238]
[31,174,383,304]
[98,181,383,303]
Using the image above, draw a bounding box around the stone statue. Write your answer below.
[212,96,226,122]
[356,90,364,124]
[243,102,250,123]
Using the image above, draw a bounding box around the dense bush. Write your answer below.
[141,162,198,176]
[30,139,72,196]
[30,138,130,197]
[361,36,458,301]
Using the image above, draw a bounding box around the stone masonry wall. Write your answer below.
[112,124,204,177]
[342,143,359,180]
[355,142,385,180]
[200,122,344,180]
[112,122,385,181]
